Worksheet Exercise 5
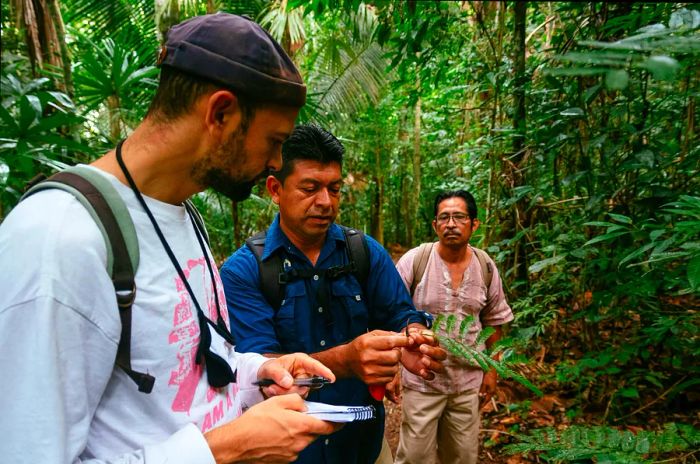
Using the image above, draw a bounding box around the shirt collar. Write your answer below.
[261,214,347,261]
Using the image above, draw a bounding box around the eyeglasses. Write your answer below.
[436,213,470,225]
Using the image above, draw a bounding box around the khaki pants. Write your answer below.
[395,388,479,464]
[375,436,393,464]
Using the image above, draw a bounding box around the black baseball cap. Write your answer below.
[158,13,306,107]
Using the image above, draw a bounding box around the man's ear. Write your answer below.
[203,90,241,137]
[266,175,282,205]
[431,220,438,236]
[471,218,480,233]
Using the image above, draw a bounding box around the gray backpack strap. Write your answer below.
[410,242,435,296]
[22,166,154,393]
[472,247,493,289]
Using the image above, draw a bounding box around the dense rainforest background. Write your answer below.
[1,1,698,462]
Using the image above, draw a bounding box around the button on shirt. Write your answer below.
[220,216,427,464]
[396,244,513,394]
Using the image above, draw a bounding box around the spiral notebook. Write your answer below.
[304,401,376,422]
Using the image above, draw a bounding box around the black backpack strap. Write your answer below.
[22,167,154,393]
[340,226,370,293]
[245,231,285,311]
[245,226,371,311]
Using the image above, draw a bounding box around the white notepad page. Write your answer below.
[304,401,376,422]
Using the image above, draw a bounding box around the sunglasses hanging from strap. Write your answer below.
[116,139,236,389]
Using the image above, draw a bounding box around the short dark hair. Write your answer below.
[434,190,478,219]
[274,124,344,183]
[146,66,259,130]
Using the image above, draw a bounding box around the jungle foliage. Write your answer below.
[1,1,698,462]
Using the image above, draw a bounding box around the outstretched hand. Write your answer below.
[346,330,410,385]
[258,353,336,398]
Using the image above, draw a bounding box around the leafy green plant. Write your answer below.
[432,314,542,396]
[0,57,91,212]
[72,36,158,141]
[505,423,700,463]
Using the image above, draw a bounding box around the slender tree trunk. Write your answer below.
[231,201,241,248]
[370,146,384,246]
[46,0,72,96]
[408,96,422,247]
[107,95,122,142]
[512,1,529,286]
[513,1,526,157]
[155,0,179,42]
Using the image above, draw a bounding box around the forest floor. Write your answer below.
[383,245,700,463]
[382,374,700,463]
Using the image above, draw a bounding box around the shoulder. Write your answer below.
[1,190,117,334]
[472,246,497,269]
[396,245,424,267]
[4,190,106,263]
[362,233,385,255]
[220,244,260,284]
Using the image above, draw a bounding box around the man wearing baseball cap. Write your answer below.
[0,13,337,464]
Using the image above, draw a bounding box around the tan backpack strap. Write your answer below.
[472,247,493,289]
[410,242,435,296]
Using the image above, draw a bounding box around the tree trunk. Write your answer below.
[14,0,69,92]
[231,200,241,249]
[370,146,384,246]
[408,96,422,247]
[155,0,179,43]
[513,1,526,157]
[511,1,529,286]
[107,95,122,142]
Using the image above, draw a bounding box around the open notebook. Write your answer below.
[304,401,376,422]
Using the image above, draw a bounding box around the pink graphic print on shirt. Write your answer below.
[168,256,230,414]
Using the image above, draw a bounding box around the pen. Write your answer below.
[253,376,331,389]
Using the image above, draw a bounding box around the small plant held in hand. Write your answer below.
[432,314,542,396]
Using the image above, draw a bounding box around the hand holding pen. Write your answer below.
[256,354,336,399]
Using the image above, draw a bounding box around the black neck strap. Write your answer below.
[115,140,235,346]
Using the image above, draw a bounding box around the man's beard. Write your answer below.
[192,127,265,202]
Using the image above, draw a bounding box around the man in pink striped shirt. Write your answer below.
[394,190,513,464]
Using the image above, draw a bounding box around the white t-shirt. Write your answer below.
[0,166,266,463]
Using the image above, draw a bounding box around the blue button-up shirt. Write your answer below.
[221,216,428,464]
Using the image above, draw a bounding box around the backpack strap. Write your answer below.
[472,247,493,289]
[245,226,371,311]
[22,166,155,393]
[340,226,370,295]
[246,231,286,311]
[410,242,434,296]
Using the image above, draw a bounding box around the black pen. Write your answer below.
[253,376,331,389]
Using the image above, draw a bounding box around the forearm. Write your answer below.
[264,348,354,378]
[485,325,504,363]
[309,344,355,378]
[264,346,355,378]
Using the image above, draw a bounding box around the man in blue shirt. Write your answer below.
[221,123,446,463]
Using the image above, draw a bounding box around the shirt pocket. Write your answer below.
[274,282,305,352]
[330,278,368,340]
